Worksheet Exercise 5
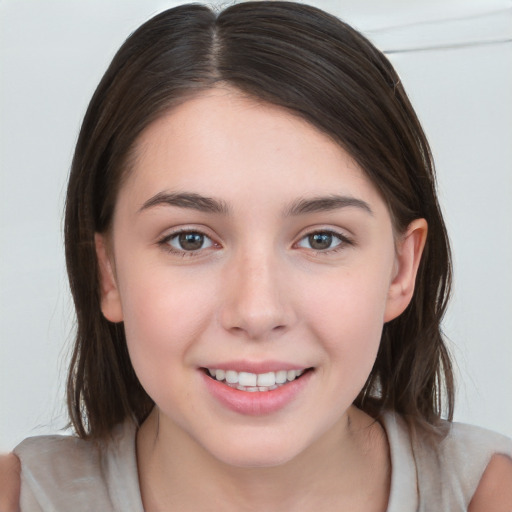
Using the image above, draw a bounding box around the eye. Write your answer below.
[296,231,347,252]
[164,231,215,252]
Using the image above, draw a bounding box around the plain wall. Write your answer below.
[1,0,511,451]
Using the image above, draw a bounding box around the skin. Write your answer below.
[96,87,426,511]
[468,454,512,511]
[0,453,20,512]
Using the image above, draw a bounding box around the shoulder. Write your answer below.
[14,431,103,479]
[468,453,512,512]
[0,453,20,512]
[12,421,142,511]
[382,412,512,509]
[13,420,135,475]
[422,421,512,508]
[437,420,512,465]
[445,421,512,451]
[13,432,106,505]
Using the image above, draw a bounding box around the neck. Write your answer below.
[136,406,390,512]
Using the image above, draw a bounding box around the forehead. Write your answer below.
[119,88,387,216]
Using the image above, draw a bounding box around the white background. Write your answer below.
[1,0,511,451]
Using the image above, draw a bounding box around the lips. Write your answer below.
[200,364,313,415]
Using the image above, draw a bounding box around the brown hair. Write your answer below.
[65,1,453,439]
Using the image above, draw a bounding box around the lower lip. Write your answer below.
[201,370,313,416]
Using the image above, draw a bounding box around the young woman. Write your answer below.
[2,2,512,510]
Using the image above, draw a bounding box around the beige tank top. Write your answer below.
[14,412,512,511]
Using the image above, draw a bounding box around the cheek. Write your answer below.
[300,265,391,371]
[118,265,216,392]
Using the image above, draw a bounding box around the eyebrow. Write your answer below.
[138,191,373,217]
[283,195,373,217]
[139,192,230,215]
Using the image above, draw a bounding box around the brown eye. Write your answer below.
[297,231,344,252]
[309,233,333,250]
[179,233,204,250]
[168,231,213,251]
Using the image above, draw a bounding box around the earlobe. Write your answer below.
[95,233,123,323]
[384,218,428,323]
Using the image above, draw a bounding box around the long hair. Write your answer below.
[65,1,453,439]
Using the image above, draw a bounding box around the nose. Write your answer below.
[219,249,295,340]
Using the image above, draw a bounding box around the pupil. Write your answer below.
[179,232,203,250]
[310,233,332,250]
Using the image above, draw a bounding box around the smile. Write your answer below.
[201,366,314,415]
[206,368,306,392]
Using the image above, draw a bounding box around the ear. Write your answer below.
[95,233,123,323]
[384,218,428,322]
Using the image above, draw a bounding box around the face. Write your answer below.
[97,88,425,468]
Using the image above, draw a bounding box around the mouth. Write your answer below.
[200,364,315,415]
[202,367,313,392]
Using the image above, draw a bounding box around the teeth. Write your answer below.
[275,370,287,384]
[207,367,307,391]
[257,372,275,387]
[225,370,238,384]
[238,372,257,387]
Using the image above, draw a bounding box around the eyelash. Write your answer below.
[157,229,217,258]
[157,229,353,257]
[296,230,353,254]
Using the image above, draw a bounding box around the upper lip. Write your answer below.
[200,360,311,374]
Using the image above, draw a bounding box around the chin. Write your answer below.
[203,429,311,469]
